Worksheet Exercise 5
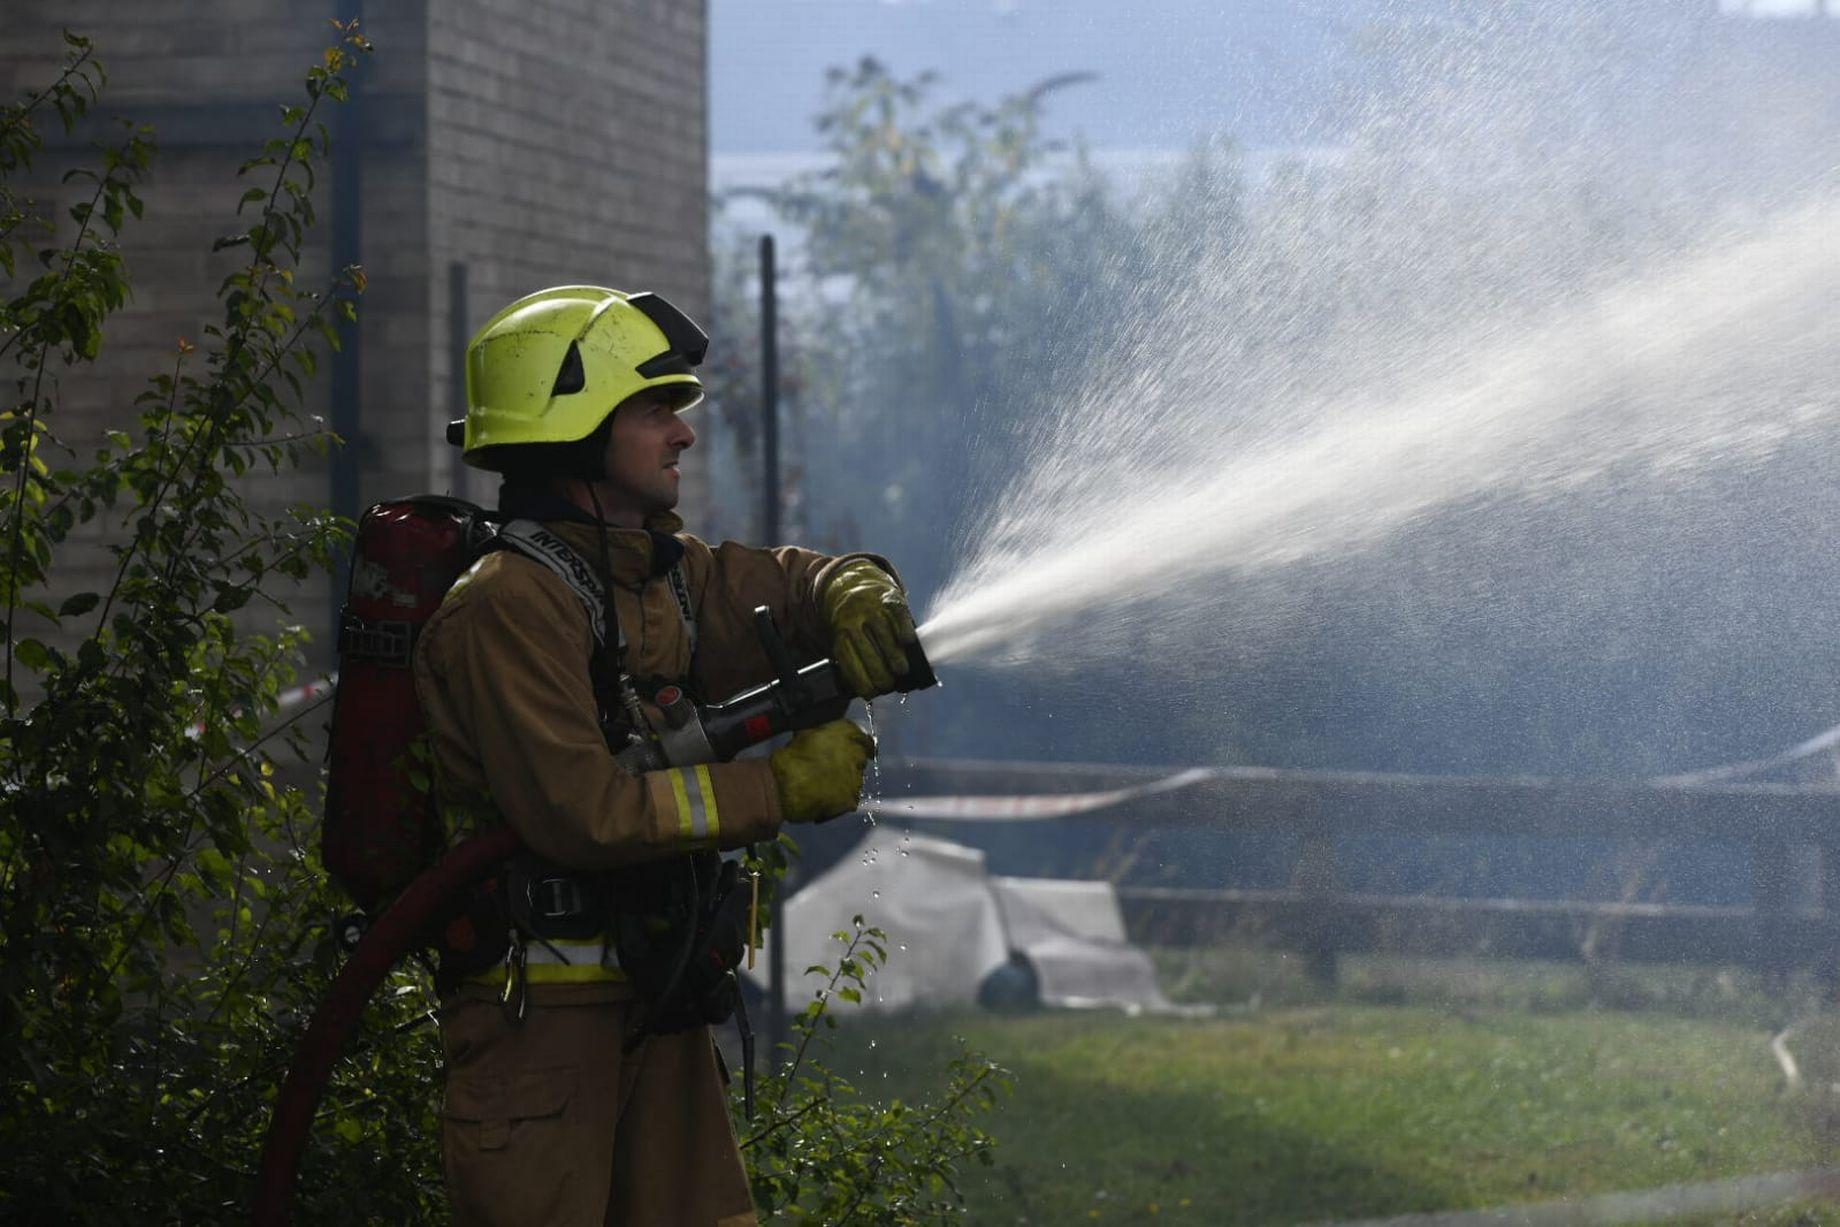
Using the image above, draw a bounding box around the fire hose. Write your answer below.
[252,825,520,1226]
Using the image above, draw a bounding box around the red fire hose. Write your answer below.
[252,827,520,1226]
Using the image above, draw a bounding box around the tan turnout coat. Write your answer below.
[415,511,880,874]
[411,508,884,1226]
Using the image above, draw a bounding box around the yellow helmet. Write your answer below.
[448,285,707,472]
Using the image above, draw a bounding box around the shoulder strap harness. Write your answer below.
[495,519,696,655]
[495,519,696,752]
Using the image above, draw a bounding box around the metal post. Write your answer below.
[327,0,365,643]
[1292,829,1342,987]
[446,262,469,495]
[1820,840,1840,1000]
[761,234,787,1062]
[1753,837,1792,995]
[761,235,780,543]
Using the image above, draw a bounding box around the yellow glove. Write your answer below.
[821,560,919,699]
[768,719,877,824]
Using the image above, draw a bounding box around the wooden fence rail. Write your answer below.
[886,756,1840,984]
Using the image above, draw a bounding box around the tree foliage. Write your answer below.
[0,27,444,1222]
[707,58,1138,591]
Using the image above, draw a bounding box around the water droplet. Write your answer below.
[862,700,883,810]
[871,889,880,898]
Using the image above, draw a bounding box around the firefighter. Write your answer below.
[413,285,919,1226]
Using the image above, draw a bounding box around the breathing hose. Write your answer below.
[251,826,520,1226]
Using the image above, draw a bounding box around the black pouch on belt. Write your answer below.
[612,853,710,998]
[618,854,750,1038]
[433,873,514,995]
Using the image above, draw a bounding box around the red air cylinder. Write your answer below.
[322,496,494,913]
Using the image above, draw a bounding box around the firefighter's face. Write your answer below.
[600,389,696,516]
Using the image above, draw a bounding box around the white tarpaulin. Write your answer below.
[742,828,1182,1015]
[989,876,1177,1015]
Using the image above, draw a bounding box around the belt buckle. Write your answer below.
[532,875,585,921]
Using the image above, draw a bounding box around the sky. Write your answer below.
[1720,0,1837,12]
[708,0,1362,160]
[712,0,1838,172]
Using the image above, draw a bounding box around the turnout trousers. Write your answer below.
[439,997,757,1227]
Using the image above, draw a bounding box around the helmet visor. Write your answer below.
[627,292,709,377]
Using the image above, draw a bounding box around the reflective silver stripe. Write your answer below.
[681,765,713,839]
[525,936,620,971]
[526,941,603,971]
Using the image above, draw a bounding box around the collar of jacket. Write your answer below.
[498,484,685,587]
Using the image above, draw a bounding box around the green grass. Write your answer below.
[1153,947,1823,1027]
[817,952,1840,1225]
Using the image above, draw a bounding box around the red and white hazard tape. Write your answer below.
[186,673,337,739]
[1653,719,1840,786]
[861,766,1213,822]
[276,676,337,711]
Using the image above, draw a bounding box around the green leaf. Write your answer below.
[197,847,232,887]
[58,591,99,617]
[14,638,51,670]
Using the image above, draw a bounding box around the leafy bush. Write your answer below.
[739,917,1011,1224]
[0,26,448,1223]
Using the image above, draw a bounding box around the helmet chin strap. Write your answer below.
[569,421,623,523]
[571,464,649,530]
[584,481,615,549]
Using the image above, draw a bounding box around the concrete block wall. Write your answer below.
[425,0,712,512]
[0,2,428,658]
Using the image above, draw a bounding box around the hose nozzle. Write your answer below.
[888,630,939,694]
